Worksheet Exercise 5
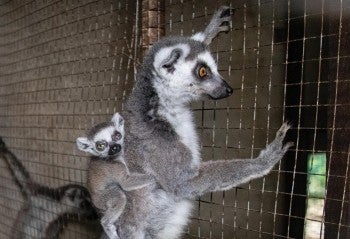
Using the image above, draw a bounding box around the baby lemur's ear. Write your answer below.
[111,113,124,128]
[76,137,93,153]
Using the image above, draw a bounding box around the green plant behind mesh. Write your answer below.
[307,153,326,199]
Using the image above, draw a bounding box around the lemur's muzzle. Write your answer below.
[209,79,233,100]
[108,143,121,156]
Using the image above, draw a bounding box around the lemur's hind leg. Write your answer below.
[100,187,127,239]
[120,173,155,191]
[192,6,234,45]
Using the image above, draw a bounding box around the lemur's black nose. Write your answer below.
[222,80,233,97]
[108,143,121,155]
[209,78,234,100]
[226,84,233,96]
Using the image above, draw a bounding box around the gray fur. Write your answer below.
[77,113,155,239]
[0,137,98,239]
[103,6,293,239]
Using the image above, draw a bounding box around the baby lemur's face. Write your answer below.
[76,113,125,159]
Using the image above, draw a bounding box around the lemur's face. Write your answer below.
[90,126,123,157]
[152,40,233,103]
[76,113,125,159]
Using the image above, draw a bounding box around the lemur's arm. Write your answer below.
[120,173,155,191]
[191,6,233,45]
[0,137,35,197]
[175,123,293,199]
[173,7,291,198]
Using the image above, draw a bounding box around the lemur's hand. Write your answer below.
[258,122,293,167]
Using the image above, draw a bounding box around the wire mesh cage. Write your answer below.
[0,0,349,238]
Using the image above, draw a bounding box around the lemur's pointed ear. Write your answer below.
[76,137,92,152]
[111,113,125,135]
[191,6,234,45]
[111,113,124,127]
[153,44,190,73]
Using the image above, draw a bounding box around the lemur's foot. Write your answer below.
[209,6,234,33]
[217,6,233,32]
[192,5,235,44]
[258,122,293,164]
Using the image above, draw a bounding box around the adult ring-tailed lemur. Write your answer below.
[102,5,293,239]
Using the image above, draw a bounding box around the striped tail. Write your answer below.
[0,137,35,197]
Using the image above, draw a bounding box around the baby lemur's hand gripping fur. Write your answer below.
[114,6,293,239]
[77,113,155,239]
[0,137,98,239]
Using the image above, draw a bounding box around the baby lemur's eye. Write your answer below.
[95,141,107,151]
[112,131,122,141]
[198,66,207,78]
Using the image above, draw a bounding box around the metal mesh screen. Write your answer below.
[0,0,139,237]
[0,0,349,238]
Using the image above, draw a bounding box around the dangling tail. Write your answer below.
[0,137,99,238]
[0,137,35,197]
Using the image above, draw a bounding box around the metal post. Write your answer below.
[141,0,165,54]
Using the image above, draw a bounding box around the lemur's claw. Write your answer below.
[219,6,232,18]
[283,142,294,152]
[215,7,233,33]
[276,122,291,139]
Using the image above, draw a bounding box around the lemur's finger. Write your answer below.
[218,6,231,18]
[219,16,232,26]
[283,142,294,152]
[276,122,291,139]
[219,26,230,34]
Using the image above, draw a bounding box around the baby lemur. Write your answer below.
[76,113,155,239]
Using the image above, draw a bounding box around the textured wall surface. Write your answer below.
[0,0,137,237]
[0,0,348,238]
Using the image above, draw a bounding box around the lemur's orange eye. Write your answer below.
[198,66,207,78]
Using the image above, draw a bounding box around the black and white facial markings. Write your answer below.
[76,113,125,160]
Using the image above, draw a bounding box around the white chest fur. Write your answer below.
[158,103,201,167]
